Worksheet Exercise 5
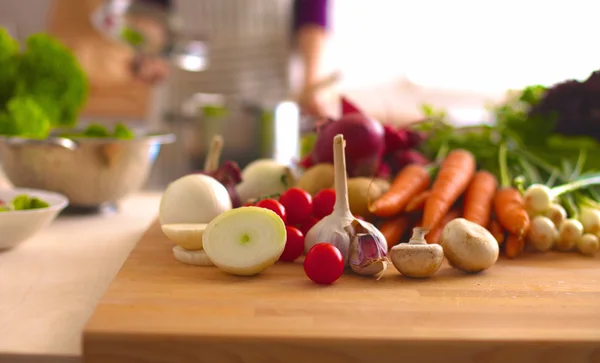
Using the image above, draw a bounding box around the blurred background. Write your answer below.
[1,0,598,190]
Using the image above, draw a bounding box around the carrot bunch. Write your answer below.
[371,147,531,258]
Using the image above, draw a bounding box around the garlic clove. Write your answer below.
[349,233,389,279]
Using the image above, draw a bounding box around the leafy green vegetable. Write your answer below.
[0,97,50,138]
[15,33,88,128]
[0,29,19,108]
[417,84,600,188]
[59,123,136,140]
[113,123,135,139]
[0,194,49,212]
[120,27,145,47]
[0,30,88,139]
[81,124,112,138]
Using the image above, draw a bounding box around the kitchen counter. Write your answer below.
[0,173,162,363]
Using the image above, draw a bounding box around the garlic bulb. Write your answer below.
[304,134,388,277]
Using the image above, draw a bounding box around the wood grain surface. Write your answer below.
[83,220,600,363]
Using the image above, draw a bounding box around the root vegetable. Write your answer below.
[172,246,214,266]
[304,134,388,278]
[161,223,207,250]
[405,190,430,213]
[493,187,530,237]
[202,206,287,276]
[389,227,444,278]
[462,171,498,227]
[494,144,530,237]
[556,218,584,251]
[545,203,567,227]
[347,177,386,218]
[159,174,232,226]
[523,184,553,215]
[440,218,499,273]
[368,163,431,218]
[310,97,386,178]
[235,159,294,204]
[504,234,525,258]
[295,163,335,196]
[576,233,600,255]
[526,216,558,252]
[422,149,476,230]
[579,207,600,235]
[379,214,411,250]
[487,219,505,246]
[523,174,600,216]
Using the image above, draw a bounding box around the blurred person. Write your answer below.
[128,0,332,118]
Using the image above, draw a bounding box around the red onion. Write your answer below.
[311,98,385,177]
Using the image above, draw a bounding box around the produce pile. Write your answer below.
[157,72,600,285]
[0,28,134,140]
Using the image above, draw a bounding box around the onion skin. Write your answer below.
[312,113,385,178]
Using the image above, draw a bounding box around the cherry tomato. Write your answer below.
[243,202,255,207]
[312,189,335,219]
[304,243,344,285]
[255,198,287,223]
[279,226,305,262]
[279,188,313,225]
[298,216,319,235]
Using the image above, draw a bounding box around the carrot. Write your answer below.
[422,149,476,230]
[405,190,431,212]
[369,164,431,217]
[493,142,530,237]
[424,209,461,244]
[494,188,530,237]
[379,214,411,250]
[487,218,506,246]
[463,170,498,227]
[504,234,525,258]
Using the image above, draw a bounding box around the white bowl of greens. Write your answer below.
[0,188,69,250]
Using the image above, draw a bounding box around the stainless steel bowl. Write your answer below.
[0,133,175,207]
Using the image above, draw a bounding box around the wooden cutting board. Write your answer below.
[83,220,600,363]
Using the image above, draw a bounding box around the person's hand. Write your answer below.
[297,85,328,119]
[131,55,170,84]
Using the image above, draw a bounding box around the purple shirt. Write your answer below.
[293,0,329,32]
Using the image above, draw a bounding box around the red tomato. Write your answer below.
[255,199,287,223]
[298,216,319,235]
[304,243,344,285]
[243,203,255,207]
[312,189,336,219]
[279,226,305,262]
[279,188,313,225]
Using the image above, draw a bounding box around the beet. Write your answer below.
[390,149,430,171]
[383,124,409,155]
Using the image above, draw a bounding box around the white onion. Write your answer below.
[235,159,293,203]
[527,216,558,252]
[159,174,232,225]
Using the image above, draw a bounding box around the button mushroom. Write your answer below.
[389,227,444,278]
[440,218,499,273]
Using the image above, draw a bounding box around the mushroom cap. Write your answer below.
[440,218,499,273]
[389,243,444,278]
